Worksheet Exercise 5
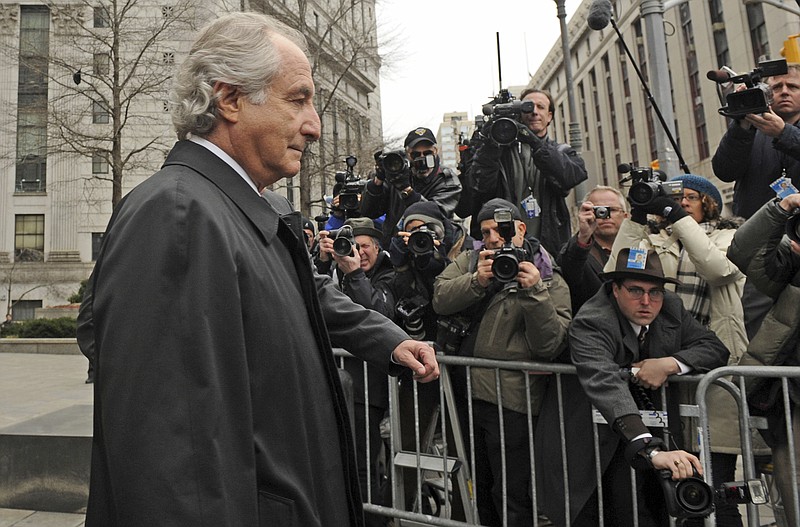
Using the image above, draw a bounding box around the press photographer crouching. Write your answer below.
[433,198,571,526]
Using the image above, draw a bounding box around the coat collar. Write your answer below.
[163,140,280,245]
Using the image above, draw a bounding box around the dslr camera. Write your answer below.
[326,225,357,257]
[618,163,683,208]
[336,155,367,213]
[659,468,769,520]
[396,295,429,340]
[710,58,788,118]
[481,89,534,146]
[490,208,527,282]
[376,149,410,185]
[787,210,800,244]
[407,226,437,257]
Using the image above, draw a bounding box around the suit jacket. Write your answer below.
[536,283,728,526]
[83,140,409,526]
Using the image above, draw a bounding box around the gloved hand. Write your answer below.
[516,123,542,151]
[386,168,411,192]
[632,196,688,224]
[373,167,386,182]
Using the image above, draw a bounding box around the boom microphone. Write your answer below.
[706,69,731,83]
[587,0,613,31]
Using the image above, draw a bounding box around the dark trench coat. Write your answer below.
[83,140,410,526]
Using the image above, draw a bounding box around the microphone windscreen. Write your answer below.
[706,69,730,83]
[587,0,613,31]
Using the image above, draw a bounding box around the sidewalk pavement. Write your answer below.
[0,352,90,526]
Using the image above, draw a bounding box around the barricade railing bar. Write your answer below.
[333,349,800,527]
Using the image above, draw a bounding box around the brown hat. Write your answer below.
[343,217,382,240]
[600,248,681,285]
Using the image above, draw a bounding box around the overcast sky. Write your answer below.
[375,0,580,146]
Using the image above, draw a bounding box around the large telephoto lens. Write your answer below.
[490,118,519,146]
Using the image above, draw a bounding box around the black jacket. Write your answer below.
[469,136,587,255]
[360,165,462,248]
[556,235,609,314]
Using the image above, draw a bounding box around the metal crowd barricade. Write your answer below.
[334,348,800,527]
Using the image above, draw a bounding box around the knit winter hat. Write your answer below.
[476,198,523,224]
[669,174,723,211]
[402,201,446,238]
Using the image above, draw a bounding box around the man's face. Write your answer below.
[228,35,321,190]
[303,228,315,249]
[520,92,553,138]
[355,235,379,272]
[612,279,665,327]
[769,68,800,122]
[407,142,437,178]
[587,190,626,240]
[480,218,525,250]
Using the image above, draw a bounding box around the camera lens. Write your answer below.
[492,253,519,282]
[594,206,610,219]
[628,181,658,207]
[408,231,435,256]
[381,152,407,174]
[786,213,800,244]
[490,118,519,146]
[339,192,359,211]
[333,237,354,257]
[676,479,713,514]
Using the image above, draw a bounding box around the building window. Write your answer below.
[16,6,49,194]
[93,5,109,28]
[91,232,105,261]
[93,101,109,124]
[709,0,730,67]
[14,214,45,261]
[93,52,110,76]
[746,3,769,62]
[12,300,42,321]
[92,153,108,173]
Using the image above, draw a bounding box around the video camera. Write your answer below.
[396,295,429,340]
[618,163,683,208]
[481,89,534,146]
[490,208,527,282]
[708,58,788,118]
[335,155,367,213]
[658,469,769,520]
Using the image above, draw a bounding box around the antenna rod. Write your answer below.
[496,32,502,91]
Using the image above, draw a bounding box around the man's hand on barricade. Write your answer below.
[650,449,703,480]
[631,357,680,389]
[392,340,440,383]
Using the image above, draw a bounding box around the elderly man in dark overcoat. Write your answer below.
[537,248,728,526]
[80,13,438,527]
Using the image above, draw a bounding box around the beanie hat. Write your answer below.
[669,174,723,212]
[343,217,382,240]
[476,198,523,224]
[402,201,446,238]
[301,217,315,235]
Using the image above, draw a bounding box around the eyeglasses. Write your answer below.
[680,194,702,202]
[409,150,434,160]
[621,284,665,301]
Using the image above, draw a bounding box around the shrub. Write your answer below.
[1,317,77,338]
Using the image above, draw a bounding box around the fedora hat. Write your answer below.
[600,248,681,285]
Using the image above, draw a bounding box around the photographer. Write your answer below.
[712,64,800,220]
[557,185,629,313]
[728,192,800,527]
[469,88,587,254]
[432,198,571,526]
[317,217,396,526]
[361,127,462,248]
[570,248,729,526]
[606,174,755,526]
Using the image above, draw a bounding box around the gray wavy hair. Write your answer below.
[170,12,308,140]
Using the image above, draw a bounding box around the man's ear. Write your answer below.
[515,220,526,237]
[214,81,242,124]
